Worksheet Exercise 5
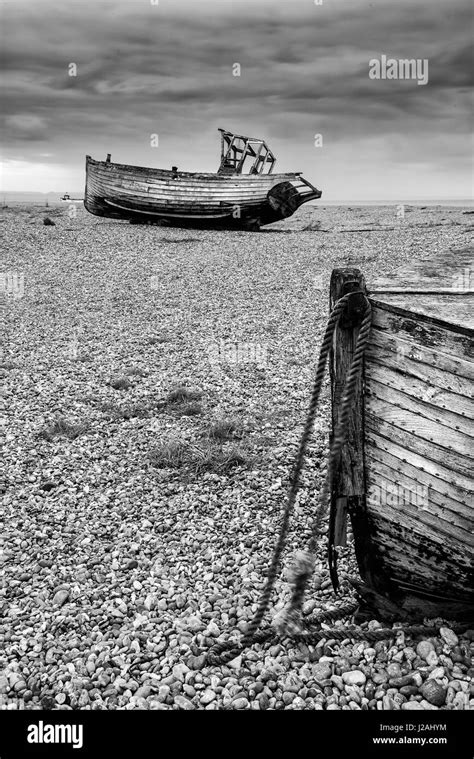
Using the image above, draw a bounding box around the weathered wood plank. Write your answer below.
[369,248,474,292]
[367,331,474,387]
[367,440,472,518]
[370,521,473,597]
[366,430,473,505]
[370,294,473,332]
[366,461,473,540]
[365,361,474,419]
[366,378,474,441]
[366,393,473,458]
[329,268,367,574]
[370,305,473,361]
[366,414,472,479]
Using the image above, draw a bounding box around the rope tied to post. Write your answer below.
[203,290,372,665]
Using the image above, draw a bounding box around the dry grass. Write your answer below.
[39,417,88,442]
[148,439,191,469]
[207,418,244,441]
[177,402,204,417]
[166,386,203,404]
[149,437,250,474]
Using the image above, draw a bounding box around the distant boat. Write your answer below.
[60,193,83,202]
[84,128,321,230]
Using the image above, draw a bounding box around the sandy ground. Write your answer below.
[1,203,473,711]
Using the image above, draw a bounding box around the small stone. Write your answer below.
[387,663,402,679]
[232,698,249,710]
[388,675,415,688]
[200,689,216,705]
[55,693,67,704]
[174,695,195,710]
[187,654,206,670]
[426,651,439,667]
[342,671,366,687]
[172,663,190,682]
[311,662,332,681]
[428,667,445,681]
[420,680,447,707]
[187,616,204,632]
[206,621,220,637]
[400,686,419,697]
[228,655,242,671]
[416,640,434,661]
[126,560,138,570]
[158,685,170,701]
[52,589,69,607]
[419,700,439,710]
[282,673,304,693]
[282,692,295,705]
[135,686,151,699]
[402,701,424,710]
[439,628,458,648]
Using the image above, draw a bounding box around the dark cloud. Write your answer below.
[1,0,472,197]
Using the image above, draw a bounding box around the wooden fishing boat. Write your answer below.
[84,128,321,230]
[329,248,473,623]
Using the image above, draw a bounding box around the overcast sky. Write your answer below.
[1,0,472,198]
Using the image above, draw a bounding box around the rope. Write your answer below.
[274,296,372,635]
[238,292,362,649]
[199,291,371,665]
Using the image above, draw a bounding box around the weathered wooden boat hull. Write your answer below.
[84,156,321,229]
[329,249,474,623]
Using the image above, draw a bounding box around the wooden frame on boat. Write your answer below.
[218,129,275,176]
[329,248,474,623]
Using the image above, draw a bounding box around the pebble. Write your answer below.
[232,698,249,710]
[416,640,435,661]
[174,696,195,710]
[420,680,447,707]
[402,701,424,710]
[200,689,216,705]
[52,589,69,607]
[439,628,459,647]
[342,671,366,687]
[312,662,332,681]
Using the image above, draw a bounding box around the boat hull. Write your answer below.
[329,252,474,623]
[84,156,321,229]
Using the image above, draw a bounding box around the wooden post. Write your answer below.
[329,269,367,570]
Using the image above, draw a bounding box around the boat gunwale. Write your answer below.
[368,294,474,337]
[86,155,303,182]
